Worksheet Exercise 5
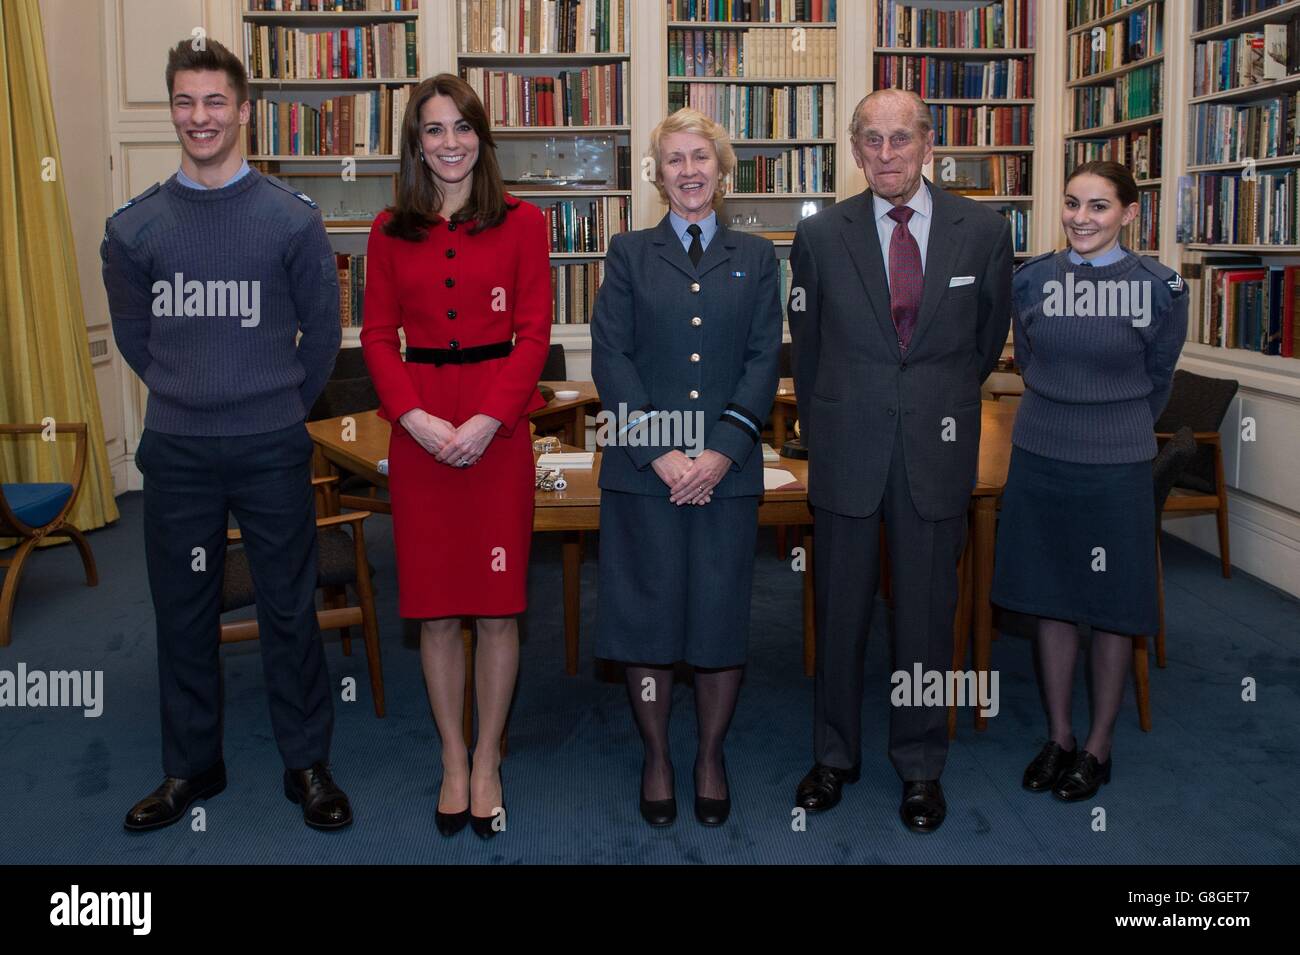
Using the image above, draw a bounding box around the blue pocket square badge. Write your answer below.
[731,270,746,277]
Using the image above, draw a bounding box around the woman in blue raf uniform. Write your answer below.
[591,108,782,827]
[992,160,1188,801]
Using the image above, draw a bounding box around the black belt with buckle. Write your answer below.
[405,340,513,366]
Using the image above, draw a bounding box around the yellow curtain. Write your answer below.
[0,0,119,546]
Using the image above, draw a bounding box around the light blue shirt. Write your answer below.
[669,209,717,256]
[873,182,932,288]
[176,159,251,190]
[1068,244,1128,267]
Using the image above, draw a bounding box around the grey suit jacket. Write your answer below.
[788,179,1012,521]
[591,214,783,497]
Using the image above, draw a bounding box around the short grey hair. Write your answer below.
[849,89,933,141]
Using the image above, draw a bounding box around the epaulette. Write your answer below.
[1136,255,1187,296]
[1014,249,1056,273]
[264,174,318,208]
[110,182,160,218]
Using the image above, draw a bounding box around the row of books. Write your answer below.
[928,105,1033,147]
[995,205,1031,253]
[1193,0,1294,32]
[246,87,411,156]
[1066,0,1150,31]
[535,196,630,253]
[1066,2,1163,81]
[945,153,1032,196]
[874,55,1034,101]
[729,146,833,194]
[1184,170,1300,244]
[667,27,836,78]
[668,82,835,140]
[1198,260,1299,355]
[243,22,418,79]
[1071,63,1162,129]
[248,1,417,9]
[1065,125,1162,179]
[1190,95,1300,165]
[876,0,1035,51]
[460,66,627,127]
[336,253,367,329]
[667,0,837,23]
[1120,190,1161,250]
[457,0,626,54]
[1192,24,1299,97]
[550,260,605,324]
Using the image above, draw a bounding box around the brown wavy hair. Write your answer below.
[384,73,514,241]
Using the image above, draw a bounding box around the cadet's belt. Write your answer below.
[405,341,512,366]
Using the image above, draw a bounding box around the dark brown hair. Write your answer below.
[1066,160,1139,207]
[165,38,249,105]
[384,73,513,241]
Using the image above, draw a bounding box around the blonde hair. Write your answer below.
[647,108,736,214]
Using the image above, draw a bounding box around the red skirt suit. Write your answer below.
[360,198,551,618]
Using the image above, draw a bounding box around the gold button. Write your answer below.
[690,282,701,293]
[690,353,700,362]
[689,390,700,399]
[691,316,702,326]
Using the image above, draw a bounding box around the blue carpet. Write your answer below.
[2,493,1297,864]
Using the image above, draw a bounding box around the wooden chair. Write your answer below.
[1154,370,1239,580]
[220,476,385,716]
[0,423,98,646]
[309,349,389,515]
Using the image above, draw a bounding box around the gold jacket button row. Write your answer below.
[691,316,702,326]
[689,353,700,363]
[690,282,701,293]
[689,390,700,399]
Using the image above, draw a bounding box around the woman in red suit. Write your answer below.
[361,74,550,840]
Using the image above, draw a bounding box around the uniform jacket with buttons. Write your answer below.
[591,214,783,497]
[360,198,552,439]
[788,180,1013,521]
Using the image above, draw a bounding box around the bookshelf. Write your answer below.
[455,0,633,344]
[239,1,425,344]
[872,0,1039,262]
[1062,0,1166,256]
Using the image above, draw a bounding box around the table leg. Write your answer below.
[563,530,581,676]
[802,528,815,678]
[972,498,997,732]
[568,406,583,449]
[773,407,787,450]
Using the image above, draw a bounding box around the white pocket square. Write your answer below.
[949,276,976,287]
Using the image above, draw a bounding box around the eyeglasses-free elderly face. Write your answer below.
[851,95,934,207]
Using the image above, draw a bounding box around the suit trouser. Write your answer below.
[813,422,967,781]
[137,423,333,778]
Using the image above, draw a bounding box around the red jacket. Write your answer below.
[361,198,551,438]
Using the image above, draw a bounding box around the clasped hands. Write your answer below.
[400,409,501,467]
[652,449,731,506]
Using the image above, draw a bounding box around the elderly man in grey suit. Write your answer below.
[788,89,1012,832]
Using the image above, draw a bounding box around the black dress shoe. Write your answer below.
[795,763,860,813]
[123,761,227,832]
[283,762,353,831]
[1053,750,1111,802]
[694,760,731,827]
[899,780,946,833]
[1022,741,1077,792]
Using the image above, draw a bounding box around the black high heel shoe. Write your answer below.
[469,766,505,840]
[694,759,731,827]
[435,778,470,836]
[638,761,676,827]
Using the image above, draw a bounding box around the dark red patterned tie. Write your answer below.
[886,206,922,352]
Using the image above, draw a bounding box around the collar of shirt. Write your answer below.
[872,181,932,225]
[1067,243,1128,267]
[669,209,718,253]
[176,159,251,191]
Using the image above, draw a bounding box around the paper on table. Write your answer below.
[763,468,799,490]
[538,452,595,469]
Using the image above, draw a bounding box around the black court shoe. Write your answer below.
[694,759,731,827]
[1053,750,1111,802]
[469,766,506,840]
[1022,741,1077,792]
[123,761,227,832]
[435,777,470,836]
[639,761,677,827]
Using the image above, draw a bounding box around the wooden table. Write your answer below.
[530,380,601,449]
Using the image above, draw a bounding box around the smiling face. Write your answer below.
[1062,173,1138,258]
[418,93,480,186]
[658,130,719,221]
[170,69,248,170]
[851,93,933,206]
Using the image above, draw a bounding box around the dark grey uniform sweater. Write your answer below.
[1010,248,1188,464]
[101,169,341,436]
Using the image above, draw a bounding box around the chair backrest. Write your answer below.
[330,346,370,380]
[541,343,567,381]
[1153,370,1239,493]
[1152,426,1200,519]
[779,341,792,378]
[308,377,381,421]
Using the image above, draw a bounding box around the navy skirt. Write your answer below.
[991,447,1158,637]
[595,490,759,668]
